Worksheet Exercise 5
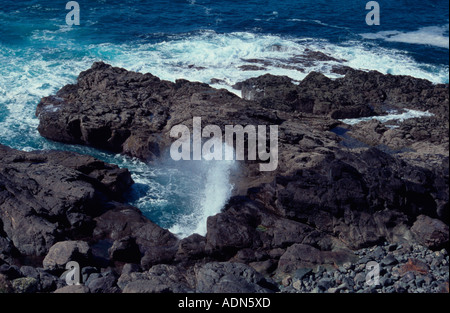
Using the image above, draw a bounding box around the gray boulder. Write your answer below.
[43,240,91,271]
[411,215,449,250]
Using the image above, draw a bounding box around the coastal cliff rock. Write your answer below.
[36,62,268,162]
[0,144,132,257]
[233,68,448,118]
[0,144,173,264]
[1,61,447,292]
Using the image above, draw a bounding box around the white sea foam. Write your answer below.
[317,40,449,84]
[0,45,95,150]
[1,30,447,152]
[361,25,449,49]
[108,31,449,87]
[339,109,434,126]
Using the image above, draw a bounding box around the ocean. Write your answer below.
[0,0,448,237]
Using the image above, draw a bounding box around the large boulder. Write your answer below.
[276,243,357,275]
[93,203,178,269]
[410,215,449,250]
[0,144,133,257]
[43,241,91,271]
[11,277,39,293]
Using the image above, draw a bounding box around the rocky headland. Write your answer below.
[1,59,448,293]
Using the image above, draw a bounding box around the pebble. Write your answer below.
[373,246,385,259]
[415,276,425,288]
[400,272,415,283]
[283,242,449,293]
[337,282,349,290]
[317,278,333,290]
[342,262,353,270]
[292,279,302,291]
[294,268,312,280]
[281,276,292,287]
[380,277,393,287]
[381,255,398,266]
[354,273,366,286]
[388,244,397,252]
[394,281,408,293]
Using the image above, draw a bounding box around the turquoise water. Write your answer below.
[0,0,448,236]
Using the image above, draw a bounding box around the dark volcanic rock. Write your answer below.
[195,262,278,293]
[0,144,133,257]
[264,147,447,249]
[0,264,21,280]
[86,270,120,293]
[36,62,268,162]
[0,142,179,291]
[239,65,267,71]
[0,235,16,264]
[11,277,39,293]
[234,68,448,119]
[121,264,194,293]
[410,215,449,250]
[205,195,342,260]
[276,243,357,275]
[92,202,178,269]
[345,117,449,176]
[233,74,301,112]
[109,236,141,264]
[43,240,91,271]
[205,198,262,257]
[54,285,90,293]
[300,49,344,63]
[0,274,14,293]
[234,72,376,117]
[174,233,207,262]
[20,62,449,293]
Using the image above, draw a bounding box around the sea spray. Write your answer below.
[121,142,237,238]
[169,143,237,238]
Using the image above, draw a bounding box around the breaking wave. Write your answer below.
[360,25,449,49]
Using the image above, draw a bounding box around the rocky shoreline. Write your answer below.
[280,242,449,293]
[1,58,449,293]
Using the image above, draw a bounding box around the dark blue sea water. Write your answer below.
[0,0,448,236]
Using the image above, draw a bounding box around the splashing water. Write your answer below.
[168,158,237,238]
[169,141,237,238]
[125,143,237,238]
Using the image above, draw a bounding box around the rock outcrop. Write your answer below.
[0,61,448,293]
[0,144,174,266]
